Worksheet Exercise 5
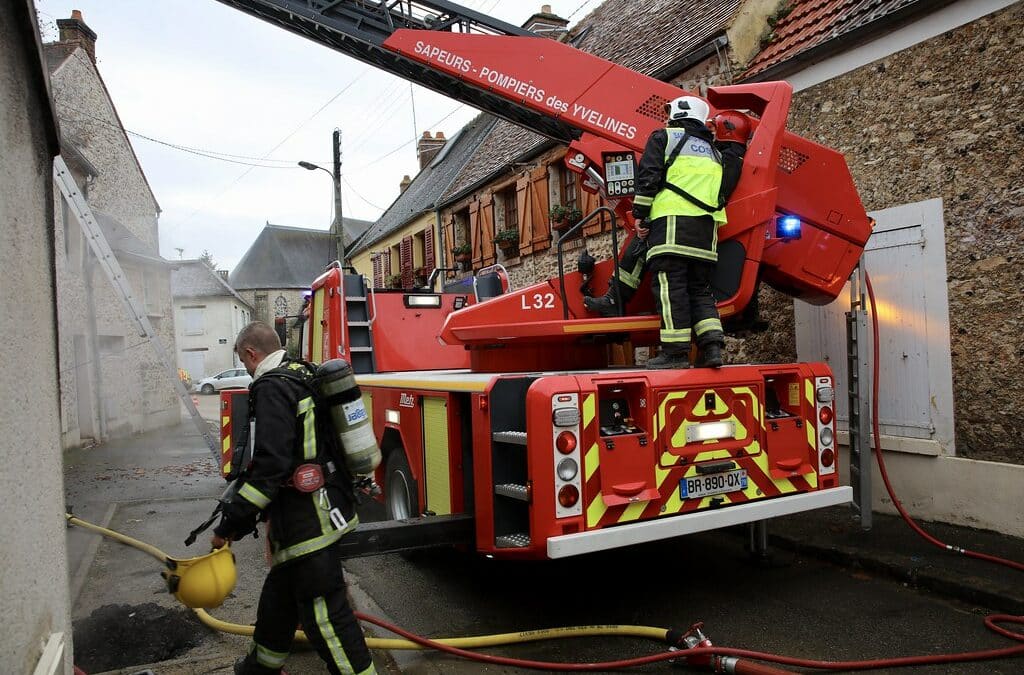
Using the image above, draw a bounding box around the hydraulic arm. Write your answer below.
[219,0,872,356]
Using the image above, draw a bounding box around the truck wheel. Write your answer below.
[385,449,418,520]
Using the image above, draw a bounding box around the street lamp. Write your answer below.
[298,159,344,263]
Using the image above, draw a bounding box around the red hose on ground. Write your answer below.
[864,273,1024,572]
[353,611,1023,671]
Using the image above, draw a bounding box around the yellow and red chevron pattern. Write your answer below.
[581,382,820,529]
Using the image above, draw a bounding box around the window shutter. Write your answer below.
[383,250,392,278]
[372,254,383,289]
[582,186,603,236]
[469,199,482,269]
[479,192,496,267]
[443,213,456,269]
[530,166,551,252]
[400,236,414,288]
[424,226,435,270]
[516,174,531,257]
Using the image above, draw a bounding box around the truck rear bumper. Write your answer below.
[546,486,852,558]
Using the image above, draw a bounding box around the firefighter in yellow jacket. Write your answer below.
[630,95,745,369]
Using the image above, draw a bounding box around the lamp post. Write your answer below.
[298,132,344,264]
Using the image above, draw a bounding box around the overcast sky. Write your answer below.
[35,0,599,270]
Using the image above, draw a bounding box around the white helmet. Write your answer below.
[666,96,711,125]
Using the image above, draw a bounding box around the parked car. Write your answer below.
[194,368,251,394]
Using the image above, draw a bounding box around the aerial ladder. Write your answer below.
[216,0,874,559]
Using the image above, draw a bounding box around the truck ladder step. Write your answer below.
[492,431,527,445]
[495,533,531,548]
[494,484,529,501]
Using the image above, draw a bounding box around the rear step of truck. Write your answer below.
[335,513,474,558]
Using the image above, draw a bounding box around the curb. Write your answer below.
[767,533,1024,615]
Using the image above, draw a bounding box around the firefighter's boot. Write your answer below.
[234,654,282,675]
[695,343,724,368]
[647,345,690,370]
[584,282,633,318]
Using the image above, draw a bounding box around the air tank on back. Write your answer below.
[314,359,381,475]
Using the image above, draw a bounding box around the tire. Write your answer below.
[384,449,418,520]
[201,384,215,395]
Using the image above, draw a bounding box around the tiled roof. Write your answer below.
[350,113,497,254]
[230,222,364,290]
[171,260,249,305]
[743,0,927,79]
[441,0,742,202]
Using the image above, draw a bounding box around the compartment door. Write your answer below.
[423,396,451,515]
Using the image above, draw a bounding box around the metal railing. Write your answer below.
[555,206,621,321]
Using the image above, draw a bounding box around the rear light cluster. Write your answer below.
[815,377,836,475]
[552,393,583,517]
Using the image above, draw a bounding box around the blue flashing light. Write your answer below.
[777,215,802,238]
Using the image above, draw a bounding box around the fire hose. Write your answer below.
[66,512,1021,672]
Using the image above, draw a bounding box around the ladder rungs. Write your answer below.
[495,484,529,501]
[349,347,373,353]
[492,431,527,445]
[495,533,531,548]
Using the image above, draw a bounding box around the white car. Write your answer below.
[195,367,251,394]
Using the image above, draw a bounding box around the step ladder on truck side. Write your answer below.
[53,156,219,465]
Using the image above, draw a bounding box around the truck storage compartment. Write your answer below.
[595,381,657,506]
[763,372,816,479]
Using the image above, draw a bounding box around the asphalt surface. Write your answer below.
[63,409,1024,674]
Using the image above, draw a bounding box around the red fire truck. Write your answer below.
[219,0,872,560]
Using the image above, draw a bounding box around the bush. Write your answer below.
[549,204,582,224]
[494,229,519,245]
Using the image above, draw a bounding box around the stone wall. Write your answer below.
[50,45,180,445]
[237,288,307,351]
[739,4,1024,464]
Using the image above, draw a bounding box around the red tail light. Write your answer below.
[820,447,835,467]
[556,431,577,454]
[557,484,579,507]
[819,406,834,425]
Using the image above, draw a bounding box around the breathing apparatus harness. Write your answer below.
[185,357,371,547]
[658,125,725,215]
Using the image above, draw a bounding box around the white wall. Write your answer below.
[0,7,72,672]
[173,296,251,379]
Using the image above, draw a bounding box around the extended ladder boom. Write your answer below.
[216,0,577,141]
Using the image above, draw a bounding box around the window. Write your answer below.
[560,165,579,214]
[142,269,161,315]
[274,295,289,318]
[500,186,518,232]
[183,306,205,336]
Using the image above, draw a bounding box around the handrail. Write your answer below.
[555,206,621,320]
[426,267,460,292]
[364,275,378,325]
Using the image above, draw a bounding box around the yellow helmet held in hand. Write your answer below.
[163,545,237,609]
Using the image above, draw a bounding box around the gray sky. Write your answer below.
[35,0,599,270]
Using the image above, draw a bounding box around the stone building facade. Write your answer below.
[739,1,1024,466]
[47,12,180,447]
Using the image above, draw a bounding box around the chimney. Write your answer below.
[416,131,446,170]
[217,270,230,282]
[399,175,412,193]
[57,10,98,64]
[522,5,568,38]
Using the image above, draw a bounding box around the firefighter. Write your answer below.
[585,96,747,369]
[212,321,375,675]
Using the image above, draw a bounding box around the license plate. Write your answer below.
[679,469,748,500]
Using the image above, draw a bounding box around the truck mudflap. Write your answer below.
[546,486,852,558]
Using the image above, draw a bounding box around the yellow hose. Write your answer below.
[67,513,669,650]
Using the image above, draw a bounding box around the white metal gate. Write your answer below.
[795,198,955,456]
